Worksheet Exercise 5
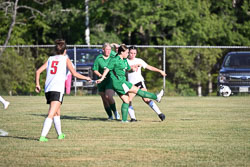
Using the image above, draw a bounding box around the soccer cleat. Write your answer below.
[108,116,113,120]
[130,118,137,122]
[114,111,120,120]
[39,136,48,142]
[158,113,166,121]
[121,120,129,123]
[4,101,10,109]
[156,89,164,103]
[58,133,65,140]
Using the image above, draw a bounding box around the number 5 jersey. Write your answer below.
[45,55,67,94]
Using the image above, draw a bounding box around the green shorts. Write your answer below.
[97,78,113,92]
[112,79,133,95]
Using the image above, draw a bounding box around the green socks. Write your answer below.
[137,89,157,100]
[121,103,129,121]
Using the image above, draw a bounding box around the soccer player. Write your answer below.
[93,43,120,120]
[127,46,166,122]
[0,96,10,109]
[35,39,92,142]
[96,44,164,122]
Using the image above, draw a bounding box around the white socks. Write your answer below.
[41,118,53,137]
[128,106,136,119]
[0,96,9,109]
[148,100,161,115]
[41,116,62,137]
[53,116,62,136]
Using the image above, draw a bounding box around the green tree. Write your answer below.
[0,48,36,95]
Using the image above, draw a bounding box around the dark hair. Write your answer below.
[55,39,66,54]
[118,44,128,54]
[129,45,137,51]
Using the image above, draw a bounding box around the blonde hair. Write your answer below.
[102,43,111,49]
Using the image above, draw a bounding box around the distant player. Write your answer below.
[93,43,120,120]
[96,44,164,122]
[127,46,166,122]
[0,96,10,109]
[35,39,92,142]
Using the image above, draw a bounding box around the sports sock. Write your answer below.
[0,96,6,105]
[128,105,136,119]
[110,103,117,114]
[41,117,53,137]
[148,100,162,115]
[121,103,129,121]
[105,107,112,117]
[137,89,157,100]
[53,116,62,136]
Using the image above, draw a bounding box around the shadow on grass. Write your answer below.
[0,135,38,141]
[30,114,114,122]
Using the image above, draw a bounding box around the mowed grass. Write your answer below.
[0,95,249,167]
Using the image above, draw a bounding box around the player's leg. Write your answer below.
[106,89,120,120]
[141,87,165,121]
[99,92,113,119]
[0,96,10,109]
[128,92,137,121]
[40,101,61,142]
[128,85,164,102]
[119,94,130,122]
[53,108,65,139]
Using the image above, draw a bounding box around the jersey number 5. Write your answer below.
[50,61,59,74]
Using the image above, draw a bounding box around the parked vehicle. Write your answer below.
[217,51,250,96]
[66,48,102,94]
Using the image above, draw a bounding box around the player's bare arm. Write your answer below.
[67,58,92,81]
[94,70,102,78]
[96,68,109,83]
[146,65,167,77]
[35,61,48,93]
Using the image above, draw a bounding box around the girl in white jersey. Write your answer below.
[127,46,167,122]
[35,39,92,142]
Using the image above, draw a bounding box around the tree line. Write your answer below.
[0,0,250,96]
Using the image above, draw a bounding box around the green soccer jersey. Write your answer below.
[93,54,110,75]
[93,50,117,74]
[107,55,131,82]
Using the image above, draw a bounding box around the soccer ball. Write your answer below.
[219,85,231,97]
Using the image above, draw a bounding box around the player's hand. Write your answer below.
[96,78,103,84]
[160,71,167,77]
[86,77,92,81]
[35,85,41,93]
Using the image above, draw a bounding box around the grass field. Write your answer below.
[0,95,249,167]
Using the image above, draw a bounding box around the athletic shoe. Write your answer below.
[39,136,48,142]
[121,120,129,123]
[130,118,137,122]
[156,89,164,103]
[114,111,120,120]
[58,133,65,140]
[158,113,166,121]
[108,116,113,120]
[4,101,10,109]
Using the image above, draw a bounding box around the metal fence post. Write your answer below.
[163,47,166,90]
[74,46,77,96]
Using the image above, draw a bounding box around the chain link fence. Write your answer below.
[1,45,250,96]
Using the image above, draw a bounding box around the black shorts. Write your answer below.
[45,91,64,104]
[134,81,147,89]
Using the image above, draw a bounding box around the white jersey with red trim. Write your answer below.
[127,58,148,85]
[45,55,67,93]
